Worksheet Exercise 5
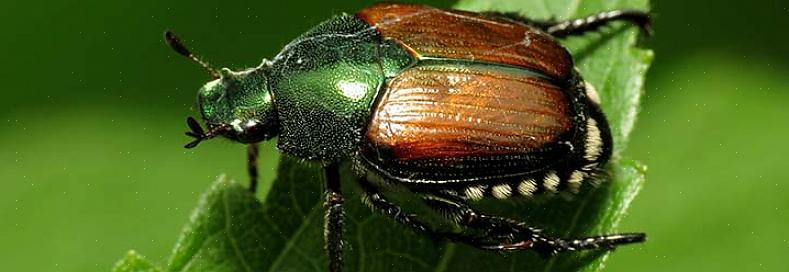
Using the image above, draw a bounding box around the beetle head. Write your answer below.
[193,66,279,146]
[165,31,278,148]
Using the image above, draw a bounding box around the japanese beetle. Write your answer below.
[166,4,651,272]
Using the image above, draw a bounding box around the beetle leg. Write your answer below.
[421,193,645,256]
[324,163,344,272]
[486,10,652,37]
[246,144,259,192]
[545,10,652,37]
[483,11,555,29]
[357,177,433,234]
[366,187,552,253]
[357,178,644,255]
[420,194,542,247]
[357,179,498,246]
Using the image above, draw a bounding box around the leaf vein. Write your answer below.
[223,188,255,272]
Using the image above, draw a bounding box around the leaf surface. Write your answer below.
[165,178,270,272]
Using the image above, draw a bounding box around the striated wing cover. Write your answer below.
[358,3,574,80]
[363,63,575,184]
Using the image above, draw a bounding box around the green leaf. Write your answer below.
[163,164,330,272]
[112,251,163,272]
[165,177,272,272]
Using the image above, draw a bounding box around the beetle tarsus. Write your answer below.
[519,232,647,258]
[560,232,646,251]
[487,9,652,37]
[546,10,652,37]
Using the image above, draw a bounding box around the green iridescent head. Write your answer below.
[196,65,278,144]
[165,31,278,148]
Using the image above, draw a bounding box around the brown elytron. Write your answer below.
[358,3,573,80]
[367,64,572,162]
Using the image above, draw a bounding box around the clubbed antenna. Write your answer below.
[183,117,228,148]
[164,30,220,78]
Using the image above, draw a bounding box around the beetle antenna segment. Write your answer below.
[183,117,226,148]
[164,30,220,78]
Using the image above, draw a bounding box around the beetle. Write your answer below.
[166,3,651,271]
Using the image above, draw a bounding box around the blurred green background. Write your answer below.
[1,0,787,271]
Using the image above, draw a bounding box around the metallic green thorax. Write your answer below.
[267,14,414,160]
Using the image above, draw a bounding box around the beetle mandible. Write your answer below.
[166,3,651,271]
